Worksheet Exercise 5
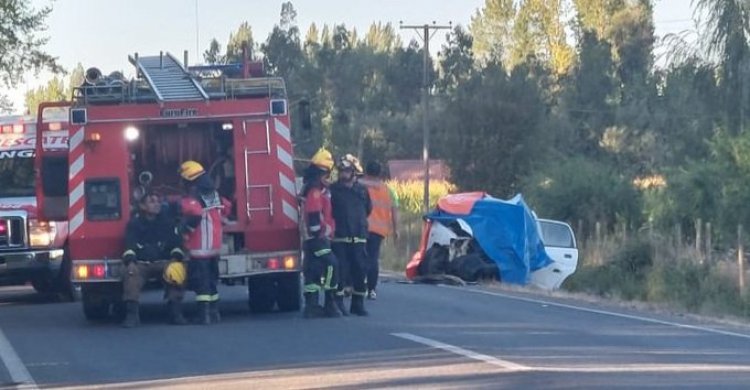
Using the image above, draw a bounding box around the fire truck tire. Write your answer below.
[276,272,301,312]
[248,275,276,313]
[81,285,111,321]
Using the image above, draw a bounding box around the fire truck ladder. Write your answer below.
[132,52,209,102]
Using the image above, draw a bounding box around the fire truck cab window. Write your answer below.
[85,179,121,221]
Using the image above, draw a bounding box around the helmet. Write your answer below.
[310,148,334,172]
[179,160,205,181]
[163,261,187,286]
[338,154,364,175]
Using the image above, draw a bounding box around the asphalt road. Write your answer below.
[1,277,750,389]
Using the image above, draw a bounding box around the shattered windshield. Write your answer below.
[0,150,35,197]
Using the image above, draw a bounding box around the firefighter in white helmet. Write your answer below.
[178,160,232,325]
[121,192,188,327]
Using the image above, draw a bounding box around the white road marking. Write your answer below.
[0,327,37,389]
[439,285,750,340]
[393,332,750,374]
[392,332,531,371]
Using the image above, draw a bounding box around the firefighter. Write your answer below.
[300,148,341,318]
[178,160,231,325]
[359,161,400,300]
[330,154,372,316]
[121,192,188,328]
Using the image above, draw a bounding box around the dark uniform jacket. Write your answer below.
[330,181,372,240]
[124,213,183,262]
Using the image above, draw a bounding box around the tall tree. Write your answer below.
[279,1,298,31]
[512,0,575,75]
[437,26,475,93]
[573,0,625,38]
[0,0,61,112]
[203,39,223,64]
[225,22,255,62]
[24,76,65,115]
[364,22,401,53]
[470,0,516,66]
[436,63,552,197]
[24,63,84,115]
[693,0,750,134]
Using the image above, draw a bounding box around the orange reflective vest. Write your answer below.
[360,177,393,237]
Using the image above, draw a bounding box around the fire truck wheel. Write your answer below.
[276,272,301,312]
[81,286,110,321]
[248,275,276,313]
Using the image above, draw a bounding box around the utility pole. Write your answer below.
[195,0,200,58]
[400,21,451,213]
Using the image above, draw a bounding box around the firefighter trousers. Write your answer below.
[303,239,338,293]
[188,258,220,302]
[332,242,367,297]
[123,260,184,303]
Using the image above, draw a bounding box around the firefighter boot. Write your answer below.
[303,292,325,319]
[323,290,341,318]
[350,294,369,317]
[122,301,140,328]
[209,301,221,324]
[334,293,349,316]
[196,302,212,325]
[168,301,188,325]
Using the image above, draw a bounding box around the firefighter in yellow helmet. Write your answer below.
[121,191,188,327]
[300,148,342,318]
[330,153,372,316]
[178,160,232,325]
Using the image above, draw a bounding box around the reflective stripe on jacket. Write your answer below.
[182,192,231,259]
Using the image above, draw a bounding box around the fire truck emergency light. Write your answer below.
[124,126,140,141]
[222,122,233,131]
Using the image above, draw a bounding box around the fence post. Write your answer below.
[739,224,745,293]
[696,218,703,263]
[705,222,712,264]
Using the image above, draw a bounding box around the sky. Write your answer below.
[6,0,695,114]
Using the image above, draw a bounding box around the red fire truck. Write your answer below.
[36,52,304,320]
[0,111,73,299]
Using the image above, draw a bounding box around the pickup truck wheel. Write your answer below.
[53,252,76,302]
[81,285,110,321]
[31,277,55,295]
[276,272,301,312]
[248,275,276,313]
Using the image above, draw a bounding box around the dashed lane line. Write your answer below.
[392,332,750,374]
[391,332,531,372]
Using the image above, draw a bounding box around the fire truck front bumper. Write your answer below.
[0,249,65,285]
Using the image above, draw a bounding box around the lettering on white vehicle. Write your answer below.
[0,149,34,159]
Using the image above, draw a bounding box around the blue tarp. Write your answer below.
[426,194,551,285]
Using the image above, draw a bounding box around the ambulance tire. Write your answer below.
[276,272,301,312]
[53,251,76,302]
[248,275,276,313]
